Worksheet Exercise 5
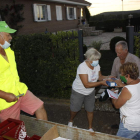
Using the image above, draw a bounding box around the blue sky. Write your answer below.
[86,0,140,15]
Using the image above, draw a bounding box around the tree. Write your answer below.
[85,7,91,24]
[0,0,24,34]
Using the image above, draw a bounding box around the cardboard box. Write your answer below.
[40,125,71,140]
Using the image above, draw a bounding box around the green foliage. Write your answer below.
[0,4,9,20]
[90,12,140,22]
[87,41,102,51]
[134,35,140,58]
[89,20,126,32]
[9,4,25,31]
[85,7,91,24]
[11,31,80,99]
[0,0,24,33]
[109,36,126,53]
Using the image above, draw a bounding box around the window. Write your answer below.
[66,7,77,20]
[33,4,51,22]
[56,5,62,21]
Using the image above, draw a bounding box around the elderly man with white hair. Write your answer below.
[111,41,140,87]
[111,41,140,79]
[0,21,48,122]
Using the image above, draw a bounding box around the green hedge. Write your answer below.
[11,31,80,99]
[89,19,127,32]
[134,35,140,58]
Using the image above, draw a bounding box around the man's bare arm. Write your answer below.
[0,90,18,102]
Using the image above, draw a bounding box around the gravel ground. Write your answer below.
[83,32,126,50]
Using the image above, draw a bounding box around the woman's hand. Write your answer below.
[100,80,108,86]
[104,76,116,81]
[115,79,126,87]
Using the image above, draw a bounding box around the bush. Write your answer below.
[87,41,102,51]
[11,31,80,99]
[89,19,126,32]
[134,35,140,58]
[109,36,126,53]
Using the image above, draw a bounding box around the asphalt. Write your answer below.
[36,96,120,136]
[22,95,120,135]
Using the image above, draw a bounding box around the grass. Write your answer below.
[99,50,117,76]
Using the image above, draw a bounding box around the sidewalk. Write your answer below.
[83,32,126,50]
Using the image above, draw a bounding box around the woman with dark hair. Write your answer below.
[112,62,140,139]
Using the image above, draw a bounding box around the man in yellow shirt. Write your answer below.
[0,21,48,122]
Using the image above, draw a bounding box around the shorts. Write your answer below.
[117,121,140,140]
[70,89,95,112]
[0,90,43,122]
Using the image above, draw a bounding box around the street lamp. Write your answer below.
[128,14,133,26]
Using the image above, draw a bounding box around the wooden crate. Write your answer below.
[20,115,131,140]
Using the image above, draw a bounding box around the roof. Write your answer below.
[43,0,91,6]
[68,0,91,5]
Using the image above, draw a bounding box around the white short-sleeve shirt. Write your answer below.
[72,61,100,95]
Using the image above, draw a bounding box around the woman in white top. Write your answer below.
[68,48,110,131]
[112,62,140,139]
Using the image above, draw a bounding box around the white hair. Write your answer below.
[115,41,128,50]
[84,48,101,61]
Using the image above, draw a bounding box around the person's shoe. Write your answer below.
[68,122,77,128]
[88,128,94,132]
[68,122,73,127]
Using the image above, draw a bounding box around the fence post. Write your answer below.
[126,26,134,53]
[78,29,84,62]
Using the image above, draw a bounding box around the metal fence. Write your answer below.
[134,25,140,32]
[126,26,140,54]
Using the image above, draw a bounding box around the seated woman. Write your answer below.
[68,48,111,132]
[112,62,140,139]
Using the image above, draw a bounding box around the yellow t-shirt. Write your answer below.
[0,47,28,111]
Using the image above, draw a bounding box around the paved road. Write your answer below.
[44,100,120,135]
[22,97,120,135]
[83,32,126,50]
